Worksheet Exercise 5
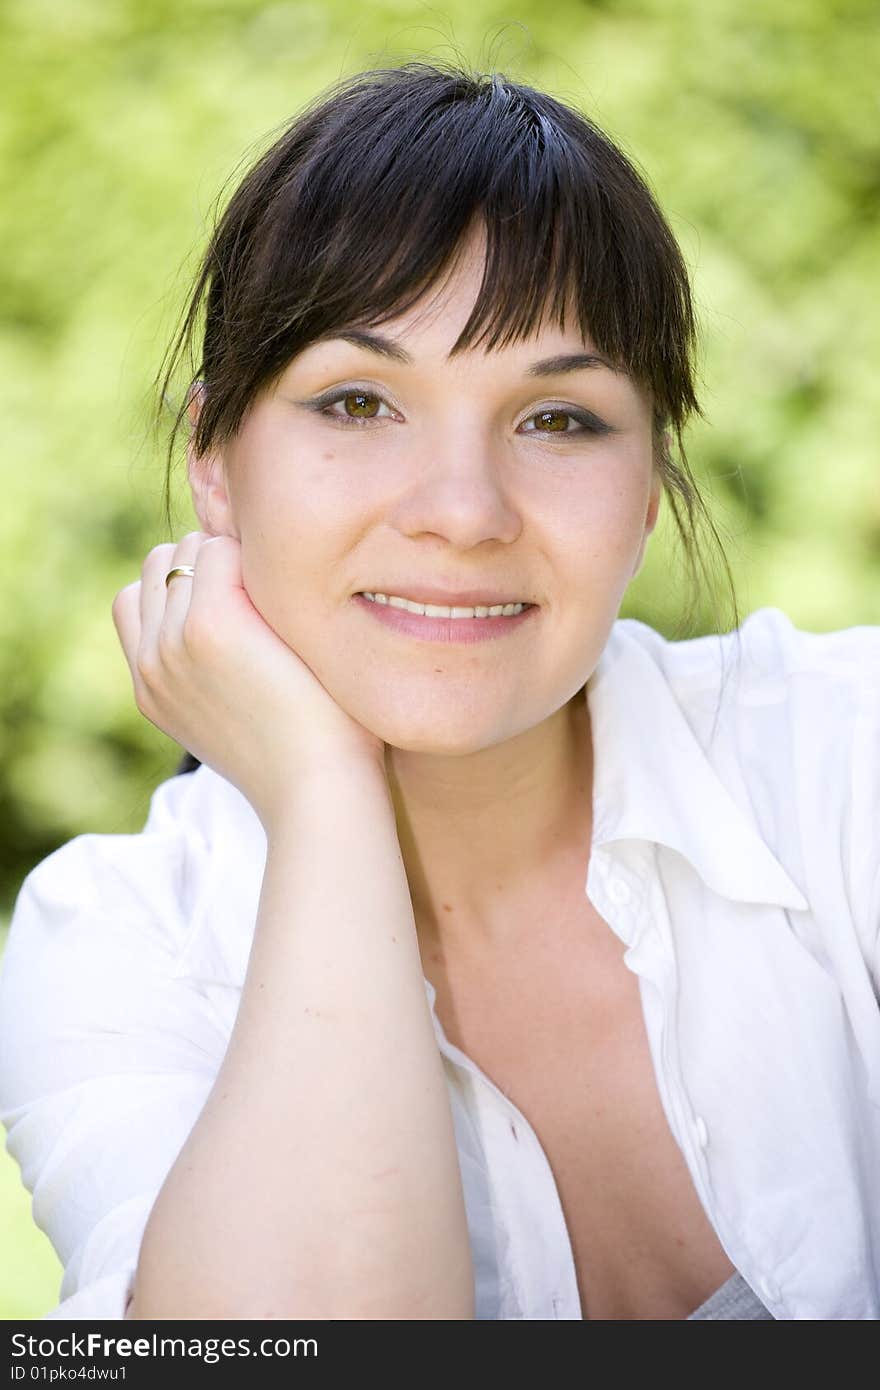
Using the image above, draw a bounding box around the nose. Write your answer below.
[389,429,524,549]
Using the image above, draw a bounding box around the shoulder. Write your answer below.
[612,606,880,990]
[611,604,880,812]
[8,764,259,949]
[0,760,260,1157]
[613,604,880,695]
[608,605,880,761]
[0,764,265,1032]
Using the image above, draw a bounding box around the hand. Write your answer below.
[112,531,387,826]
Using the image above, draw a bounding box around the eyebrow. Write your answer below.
[317,328,616,377]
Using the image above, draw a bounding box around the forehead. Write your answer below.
[306,324,619,382]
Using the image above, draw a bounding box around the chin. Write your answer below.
[383,732,499,758]
[324,666,535,754]
[366,709,524,759]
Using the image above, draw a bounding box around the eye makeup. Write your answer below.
[298,385,616,438]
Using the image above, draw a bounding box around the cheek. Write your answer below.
[233,486,361,641]
[229,430,339,551]
[241,442,371,554]
[557,470,650,575]
[230,402,361,524]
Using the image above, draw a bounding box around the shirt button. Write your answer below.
[694,1116,709,1149]
[608,879,631,906]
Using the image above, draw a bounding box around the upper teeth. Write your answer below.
[361,593,527,618]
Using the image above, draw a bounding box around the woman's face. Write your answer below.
[189,227,662,755]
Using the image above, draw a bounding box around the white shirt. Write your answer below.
[2,605,879,1321]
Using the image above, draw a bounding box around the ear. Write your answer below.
[186,382,240,539]
[631,467,663,580]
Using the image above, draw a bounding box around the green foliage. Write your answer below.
[0,0,877,1315]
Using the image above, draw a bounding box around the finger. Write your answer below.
[161,530,213,637]
[182,534,246,645]
[139,542,177,654]
[140,531,210,661]
[111,580,143,677]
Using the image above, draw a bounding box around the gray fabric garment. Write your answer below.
[687,1271,775,1320]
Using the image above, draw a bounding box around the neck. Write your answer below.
[385,688,594,954]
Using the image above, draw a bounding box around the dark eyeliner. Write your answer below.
[301,387,614,437]
[302,385,386,413]
[530,406,615,437]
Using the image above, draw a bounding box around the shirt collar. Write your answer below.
[586,620,809,911]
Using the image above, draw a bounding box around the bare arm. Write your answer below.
[128,759,474,1320]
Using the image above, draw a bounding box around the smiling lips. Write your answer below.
[354,591,538,644]
[360,592,530,618]
[357,582,534,608]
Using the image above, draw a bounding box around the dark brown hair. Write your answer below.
[155,57,738,642]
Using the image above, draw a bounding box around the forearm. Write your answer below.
[130,760,474,1319]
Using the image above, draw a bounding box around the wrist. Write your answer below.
[258,753,392,836]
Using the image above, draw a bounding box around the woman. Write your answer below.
[1,60,878,1322]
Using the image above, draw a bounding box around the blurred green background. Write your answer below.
[1,0,877,1319]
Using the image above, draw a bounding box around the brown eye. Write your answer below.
[521,406,613,438]
[534,409,570,433]
[313,388,393,427]
[340,391,381,419]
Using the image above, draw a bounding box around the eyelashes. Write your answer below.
[520,408,614,439]
[303,386,615,438]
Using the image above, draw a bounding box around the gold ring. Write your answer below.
[165,565,196,588]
